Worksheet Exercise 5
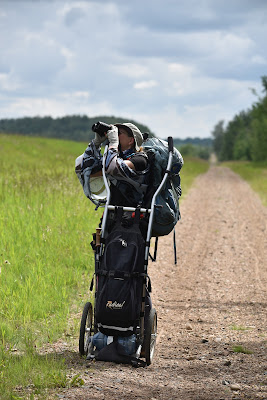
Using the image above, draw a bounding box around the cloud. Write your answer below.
[120,0,267,33]
[134,80,158,89]
[0,93,114,119]
[251,55,267,65]
[0,71,22,91]
[63,6,85,27]
[0,0,266,139]
[112,64,149,78]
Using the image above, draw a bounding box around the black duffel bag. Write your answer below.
[95,208,145,337]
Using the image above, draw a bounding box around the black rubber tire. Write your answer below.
[79,302,93,356]
[144,308,157,366]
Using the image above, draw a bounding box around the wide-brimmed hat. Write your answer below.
[90,176,108,203]
[115,122,143,151]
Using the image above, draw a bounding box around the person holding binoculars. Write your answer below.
[92,122,150,208]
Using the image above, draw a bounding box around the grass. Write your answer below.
[230,324,250,331]
[1,346,68,398]
[223,160,267,207]
[232,345,253,354]
[179,156,210,198]
[0,134,100,398]
[0,134,208,398]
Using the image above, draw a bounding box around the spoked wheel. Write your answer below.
[144,308,157,366]
[79,302,93,356]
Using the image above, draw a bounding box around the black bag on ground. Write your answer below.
[95,339,146,367]
[95,208,145,336]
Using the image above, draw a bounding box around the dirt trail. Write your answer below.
[56,166,267,400]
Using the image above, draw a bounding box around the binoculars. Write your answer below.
[91,121,112,137]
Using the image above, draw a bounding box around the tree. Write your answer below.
[210,76,267,162]
[250,97,267,161]
[261,75,267,94]
[211,120,224,160]
[0,115,153,142]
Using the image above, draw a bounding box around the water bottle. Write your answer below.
[91,332,107,350]
[118,335,136,355]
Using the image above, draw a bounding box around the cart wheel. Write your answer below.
[144,308,157,366]
[79,302,93,356]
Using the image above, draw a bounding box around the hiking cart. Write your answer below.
[79,137,175,366]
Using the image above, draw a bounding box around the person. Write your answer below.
[75,122,151,234]
[76,123,153,356]
[92,122,150,208]
[92,123,152,339]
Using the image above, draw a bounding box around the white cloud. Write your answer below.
[73,91,90,99]
[0,95,114,119]
[168,63,193,74]
[112,64,149,78]
[251,55,267,65]
[60,91,90,100]
[0,72,22,91]
[134,80,158,90]
[0,0,266,138]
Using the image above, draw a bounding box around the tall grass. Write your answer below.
[0,134,101,398]
[223,161,267,207]
[179,156,210,197]
[0,135,209,398]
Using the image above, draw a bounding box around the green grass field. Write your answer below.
[179,156,209,198]
[223,161,267,207]
[0,134,101,398]
[0,134,209,399]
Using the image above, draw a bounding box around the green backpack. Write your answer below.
[142,137,183,237]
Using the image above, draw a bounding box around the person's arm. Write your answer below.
[124,160,135,170]
[91,157,135,178]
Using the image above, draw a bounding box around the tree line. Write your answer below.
[173,137,212,160]
[0,115,153,143]
[0,115,212,159]
[212,76,267,162]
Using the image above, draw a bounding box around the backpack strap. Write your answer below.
[96,270,147,279]
[116,206,124,222]
[133,207,141,224]
[173,229,177,265]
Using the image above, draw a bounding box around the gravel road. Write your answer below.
[55,166,267,400]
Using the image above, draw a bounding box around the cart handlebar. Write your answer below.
[106,205,151,213]
[168,136,173,153]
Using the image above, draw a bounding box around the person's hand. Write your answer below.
[107,125,119,149]
[93,132,107,148]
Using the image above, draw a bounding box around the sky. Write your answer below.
[0,0,267,139]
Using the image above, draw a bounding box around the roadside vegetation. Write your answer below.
[178,143,211,161]
[212,76,267,163]
[210,75,267,208]
[179,156,210,197]
[0,134,207,399]
[223,161,267,207]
